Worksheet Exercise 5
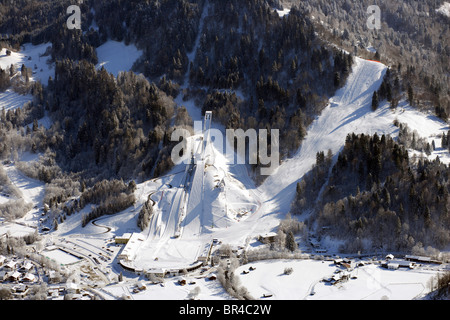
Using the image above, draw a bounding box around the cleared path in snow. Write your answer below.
[258,58,387,215]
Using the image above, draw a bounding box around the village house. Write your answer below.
[8,271,21,282]
[258,232,277,244]
[22,273,36,283]
[19,261,34,272]
[4,260,16,270]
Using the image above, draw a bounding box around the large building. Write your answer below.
[117,233,145,262]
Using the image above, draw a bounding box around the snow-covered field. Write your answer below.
[0,153,45,237]
[1,34,449,299]
[0,220,36,238]
[0,43,53,114]
[43,248,81,266]
[95,40,143,77]
[0,89,33,112]
[259,57,449,217]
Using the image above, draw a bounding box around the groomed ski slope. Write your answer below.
[128,56,450,271]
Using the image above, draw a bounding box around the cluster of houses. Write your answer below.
[47,282,97,300]
[321,258,358,286]
[0,254,98,300]
[0,255,37,284]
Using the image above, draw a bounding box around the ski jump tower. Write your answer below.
[203,111,213,165]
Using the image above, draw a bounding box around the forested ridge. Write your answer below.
[292,133,450,254]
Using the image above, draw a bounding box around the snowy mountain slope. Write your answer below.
[0,89,33,112]
[125,55,450,271]
[0,43,53,86]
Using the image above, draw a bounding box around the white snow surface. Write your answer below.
[108,56,450,275]
[0,89,33,112]
[0,43,54,86]
[437,2,450,17]
[259,57,449,215]
[95,40,143,77]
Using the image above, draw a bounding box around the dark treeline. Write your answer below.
[35,59,179,181]
[137,194,154,231]
[78,179,136,227]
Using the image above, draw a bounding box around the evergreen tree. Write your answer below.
[371,91,379,111]
[408,84,414,105]
[285,231,297,252]
[334,72,340,88]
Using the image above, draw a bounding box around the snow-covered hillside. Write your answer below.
[0,43,54,86]
[0,89,33,112]
[437,2,450,17]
